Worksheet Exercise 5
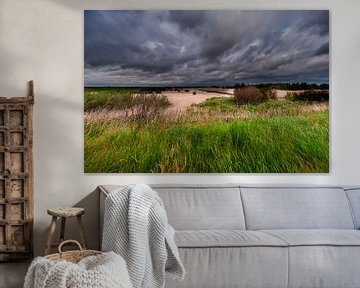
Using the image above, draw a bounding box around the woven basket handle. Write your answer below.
[58,240,83,255]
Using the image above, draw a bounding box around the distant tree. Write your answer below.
[254,82,329,91]
[234,82,246,88]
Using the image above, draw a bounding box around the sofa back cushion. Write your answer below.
[100,185,246,230]
[241,187,355,230]
[153,186,246,230]
[345,188,360,229]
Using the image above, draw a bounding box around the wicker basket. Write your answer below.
[45,240,102,263]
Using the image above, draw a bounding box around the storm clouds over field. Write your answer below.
[84,10,329,86]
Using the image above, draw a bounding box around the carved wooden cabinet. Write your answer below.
[0,81,34,261]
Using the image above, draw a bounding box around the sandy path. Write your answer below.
[164,89,233,113]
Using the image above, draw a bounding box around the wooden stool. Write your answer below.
[45,207,87,255]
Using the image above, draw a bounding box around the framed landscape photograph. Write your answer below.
[84,10,329,173]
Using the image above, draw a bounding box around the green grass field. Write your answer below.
[84,88,329,173]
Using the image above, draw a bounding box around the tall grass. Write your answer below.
[84,111,329,173]
[197,97,328,117]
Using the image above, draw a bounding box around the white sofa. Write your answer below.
[99,185,360,288]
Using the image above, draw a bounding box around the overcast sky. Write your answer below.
[84,10,329,86]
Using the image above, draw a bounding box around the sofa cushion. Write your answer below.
[262,229,360,246]
[345,188,360,229]
[241,187,355,230]
[165,246,288,288]
[260,230,360,288]
[100,185,246,230]
[154,186,246,230]
[175,230,287,248]
[287,246,360,288]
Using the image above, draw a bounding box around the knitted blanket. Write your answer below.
[102,184,185,288]
[24,251,132,288]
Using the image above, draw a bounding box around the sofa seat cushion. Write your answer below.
[260,230,360,288]
[262,229,360,246]
[175,230,288,248]
[166,246,289,288]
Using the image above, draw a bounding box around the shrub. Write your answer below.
[184,89,190,92]
[128,93,171,122]
[259,87,276,100]
[193,91,197,95]
[233,86,273,105]
[107,93,134,110]
[287,90,329,102]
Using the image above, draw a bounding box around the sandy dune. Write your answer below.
[163,89,293,112]
[164,89,233,113]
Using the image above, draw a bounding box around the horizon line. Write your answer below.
[84,82,330,88]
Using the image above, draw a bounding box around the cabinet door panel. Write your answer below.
[0,94,33,262]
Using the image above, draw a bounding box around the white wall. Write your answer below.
[0,0,359,256]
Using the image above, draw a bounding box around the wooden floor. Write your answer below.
[0,261,30,288]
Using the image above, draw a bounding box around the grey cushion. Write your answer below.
[100,185,246,230]
[154,187,246,230]
[345,188,360,229]
[262,229,360,246]
[288,246,360,288]
[241,187,355,230]
[175,230,287,248]
[261,230,360,288]
[165,246,288,288]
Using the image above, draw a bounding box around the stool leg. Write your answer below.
[45,216,57,255]
[77,215,87,249]
[60,217,66,243]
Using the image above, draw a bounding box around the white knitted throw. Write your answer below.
[23,251,132,288]
[102,184,185,288]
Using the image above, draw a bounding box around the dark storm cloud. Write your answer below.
[297,10,329,36]
[84,10,329,86]
[314,42,330,56]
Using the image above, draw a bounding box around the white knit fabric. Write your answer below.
[23,251,133,288]
[102,184,185,288]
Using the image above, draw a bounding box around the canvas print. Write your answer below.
[84,10,329,173]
